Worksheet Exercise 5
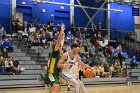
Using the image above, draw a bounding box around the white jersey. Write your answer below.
[61,52,78,74]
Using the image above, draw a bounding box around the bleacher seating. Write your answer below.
[1,35,140,89]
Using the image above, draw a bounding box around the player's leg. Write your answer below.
[77,79,87,93]
[51,75,60,93]
[51,83,60,93]
[68,77,80,93]
[49,87,52,93]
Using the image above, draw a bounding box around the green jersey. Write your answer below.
[43,50,60,87]
[48,50,60,76]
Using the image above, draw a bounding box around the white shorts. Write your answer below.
[60,72,78,81]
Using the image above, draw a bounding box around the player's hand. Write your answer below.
[61,23,65,31]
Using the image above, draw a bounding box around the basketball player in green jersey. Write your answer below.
[46,23,65,93]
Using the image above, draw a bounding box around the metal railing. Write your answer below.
[37,47,43,62]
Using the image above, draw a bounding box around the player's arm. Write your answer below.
[57,53,67,69]
[47,59,50,67]
[54,23,65,51]
[77,56,92,69]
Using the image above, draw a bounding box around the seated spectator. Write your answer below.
[104,63,111,78]
[22,21,28,37]
[40,32,47,47]
[5,57,15,75]
[1,38,9,51]
[66,31,73,40]
[130,56,138,69]
[1,48,8,58]
[68,36,74,45]
[114,63,122,77]
[79,43,85,54]
[81,54,87,64]
[11,56,25,74]
[99,64,105,77]
[29,24,36,33]
[17,23,24,35]
[88,45,95,57]
[45,30,51,41]
[109,64,115,77]
[8,37,14,52]
[86,54,92,66]
[53,33,58,42]
[0,56,6,74]
[0,27,6,40]
[29,32,35,44]
[91,55,100,66]
[96,64,102,77]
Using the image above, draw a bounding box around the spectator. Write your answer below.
[88,45,95,57]
[126,69,132,85]
[1,38,9,51]
[1,48,8,58]
[130,56,138,69]
[5,57,15,75]
[0,56,6,74]
[117,44,123,68]
[29,24,36,33]
[11,56,25,74]
[66,31,73,40]
[81,54,87,64]
[91,55,100,66]
[8,37,14,52]
[104,63,111,78]
[40,32,47,47]
[0,27,6,40]
[109,64,115,77]
[53,33,58,42]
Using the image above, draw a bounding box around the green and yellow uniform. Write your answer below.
[44,50,60,87]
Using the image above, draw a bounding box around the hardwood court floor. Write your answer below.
[0,85,140,93]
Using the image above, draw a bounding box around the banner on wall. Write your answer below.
[132,8,139,16]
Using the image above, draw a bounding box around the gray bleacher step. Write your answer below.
[36,62,48,65]
[27,53,49,57]
[20,64,42,69]
[125,58,132,62]
[123,65,140,69]
[132,73,140,76]
[19,61,36,64]
[81,77,127,84]
[131,69,140,72]
[21,70,42,75]
[0,80,44,86]
[13,49,21,52]
[31,46,52,53]
[15,57,31,61]
[30,57,48,61]
[21,49,36,53]
[9,53,26,56]
[41,53,49,57]
[82,77,126,82]
[0,75,41,80]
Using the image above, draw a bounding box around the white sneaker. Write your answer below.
[20,68,25,71]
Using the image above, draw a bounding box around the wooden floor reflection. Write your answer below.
[0,85,140,93]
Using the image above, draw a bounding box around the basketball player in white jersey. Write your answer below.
[57,43,92,93]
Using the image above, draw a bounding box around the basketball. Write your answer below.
[84,68,94,78]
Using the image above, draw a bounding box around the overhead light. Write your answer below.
[61,5,64,9]
[51,14,54,17]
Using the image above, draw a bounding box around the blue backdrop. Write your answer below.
[0,0,135,35]
[0,0,11,33]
